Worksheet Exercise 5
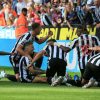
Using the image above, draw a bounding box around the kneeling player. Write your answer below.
[18,42,46,83]
[0,42,46,83]
[28,39,67,86]
[82,46,100,88]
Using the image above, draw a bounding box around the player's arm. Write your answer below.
[88,46,100,51]
[0,51,12,55]
[52,39,78,53]
[59,45,71,53]
[53,43,71,53]
[27,50,46,75]
[24,57,45,75]
[35,31,53,44]
[31,50,46,65]
[28,45,48,67]
[28,67,46,75]
[16,38,32,60]
[92,36,100,46]
[16,44,32,60]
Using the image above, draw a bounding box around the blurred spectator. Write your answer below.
[4,3,17,26]
[64,3,80,28]
[0,12,6,26]
[52,8,64,26]
[94,0,100,28]
[16,0,27,16]
[40,6,52,26]
[0,0,99,29]
[87,0,94,6]
[15,8,28,39]
[82,5,94,26]
[12,0,18,11]
[33,0,43,4]
[0,2,17,26]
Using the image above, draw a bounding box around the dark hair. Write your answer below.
[22,8,27,12]
[31,23,40,30]
[47,39,56,43]
[77,25,89,34]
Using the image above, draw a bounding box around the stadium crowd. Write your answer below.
[0,0,100,27]
[0,0,100,89]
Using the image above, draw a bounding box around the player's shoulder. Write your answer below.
[25,31,31,36]
[91,35,99,39]
[43,45,48,50]
[22,32,32,40]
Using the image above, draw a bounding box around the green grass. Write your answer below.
[0,67,100,100]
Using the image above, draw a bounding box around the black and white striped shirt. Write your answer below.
[68,34,100,69]
[40,13,52,26]
[88,53,100,67]
[19,56,33,82]
[95,6,100,22]
[43,45,67,62]
[11,32,39,59]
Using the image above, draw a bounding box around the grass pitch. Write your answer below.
[0,67,100,100]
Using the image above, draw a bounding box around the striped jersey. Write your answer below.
[11,32,39,59]
[68,34,100,69]
[88,53,100,67]
[19,56,34,82]
[43,44,67,62]
[95,7,100,22]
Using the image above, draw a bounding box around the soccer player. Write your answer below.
[54,27,100,78]
[82,46,100,88]
[0,42,46,83]
[9,23,53,81]
[28,39,67,86]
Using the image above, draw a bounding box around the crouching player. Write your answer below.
[82,46,100,88]
[0,42,46,83]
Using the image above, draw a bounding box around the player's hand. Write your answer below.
[27,63,33,69]
[54,42,61,47]
[88,47,93,51]
[48,30,53,37]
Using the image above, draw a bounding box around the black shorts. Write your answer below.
[46,58,67,78]
[9,55,21,74]
[83,62,100,81]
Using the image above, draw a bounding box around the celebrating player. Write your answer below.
[9,23,53,81]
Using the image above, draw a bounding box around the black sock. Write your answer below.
[67,79,82,87]
[6,74,17,82]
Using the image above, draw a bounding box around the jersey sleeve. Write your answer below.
[43,45,48,51]
[24,57,31,68]
[18,33,31,46]
[34,36,39,43]
[92,36,100,46]
[68,38,79,49]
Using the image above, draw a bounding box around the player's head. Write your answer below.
[46,39,56,45]
[22,8,27,16]
[24,42,34,54]
[77,26,89,36]
[31,23,42,36]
